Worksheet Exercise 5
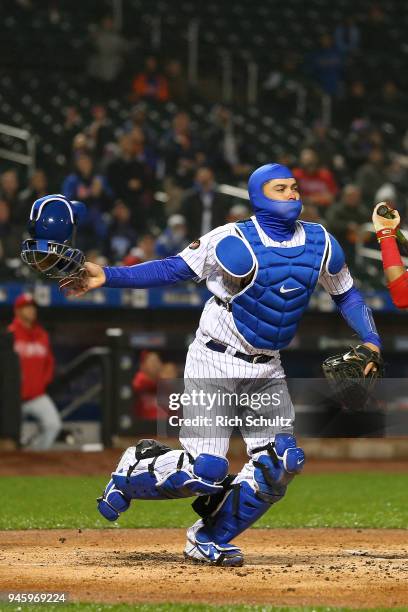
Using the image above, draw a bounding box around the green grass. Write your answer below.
[0,473,407,530]
[2,605,407,612]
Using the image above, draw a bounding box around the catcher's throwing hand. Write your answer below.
[361,342,381,375]
[59,261,106,297]
[372,201,400,233]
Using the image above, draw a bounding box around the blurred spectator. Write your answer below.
[47,0,61,25]
[386,157,408,202]
[299,203,323,223]
[132,351,163,421]
[131,56,169,102]
[62,106,83,160]
[226,203,251,223]
[334,16,360,55]
[338,80,368,127]
[127,127,157,173]
[262,54,304,115]
[355,147,388,202]
[160,362,179,379]
[292,149,338,209]
[8,294,61,449]
[62,155,112,250]
[0,199,22,276]
[344,118,376,167]
[165,59,189,104]
[17,169,48,221]
[106,132,154,229]
[88,16,129,87]
[86,105,114,160]
[181,167,230,239]
[123,233,157,265]
[204,105,251,182]
[302,120,338,169]
[104,200,138,263]
[156,214,189,258]
[371,80,407,121]
[326,184,369,260]
[62,154,112,209]
[122,103,158,147]
[361,5,387,52]
[307,33,344,97]
[161,112,205,210]
[0,169,20,222]
[71,133,92,163]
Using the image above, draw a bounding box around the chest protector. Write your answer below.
[231,220,327,350]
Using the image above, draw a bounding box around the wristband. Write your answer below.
[379,234,403,269]
[376,228,397,242]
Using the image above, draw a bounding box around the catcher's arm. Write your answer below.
[330,286,381,373]
[59,256,196,296]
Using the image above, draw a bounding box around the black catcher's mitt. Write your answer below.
[322,345,384,411]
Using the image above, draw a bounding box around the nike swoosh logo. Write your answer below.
[297,458,304,465]
[280,285,302,294]
[198,544,219,559]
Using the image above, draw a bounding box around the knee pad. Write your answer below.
[253,434,305,503]
[97,479,130,522]
[274,433,305,474]
[156,453,229,497]
[189,453,229,492]
[111,451,228,501]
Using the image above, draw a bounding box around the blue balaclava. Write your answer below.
[248,163,302,242]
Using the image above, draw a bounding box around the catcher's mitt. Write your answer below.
[322,345,384,412]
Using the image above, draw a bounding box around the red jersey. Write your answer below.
[8,317,55,401]
[132,370,158,420]
[292,167,338,204]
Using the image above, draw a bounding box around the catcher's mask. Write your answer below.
[21,194,86,279]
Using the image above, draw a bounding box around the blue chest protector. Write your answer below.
[232,220,327,350]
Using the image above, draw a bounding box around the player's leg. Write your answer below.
[184,377,303,566]
[21,394,62,450]
[185,432,305,565]
[97,439,229,521]
[98,341,235,523]
[179,340,245,565]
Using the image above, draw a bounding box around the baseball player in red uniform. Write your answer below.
[372,203,408,309]
[8,294,61,449]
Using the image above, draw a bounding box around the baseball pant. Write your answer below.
[21,394,62,450]
[179,338,295,458]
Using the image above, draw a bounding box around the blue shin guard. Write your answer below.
[97,478,131,522]
[192,434,305,545]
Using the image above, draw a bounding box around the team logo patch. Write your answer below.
[189,239,201,250]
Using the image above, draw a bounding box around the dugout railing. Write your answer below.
[48,347,113,448]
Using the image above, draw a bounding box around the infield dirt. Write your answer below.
[0,528,407,608]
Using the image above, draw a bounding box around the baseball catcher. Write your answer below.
[22,165,382,567]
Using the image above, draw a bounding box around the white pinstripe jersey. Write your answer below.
[178,216,353,356]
